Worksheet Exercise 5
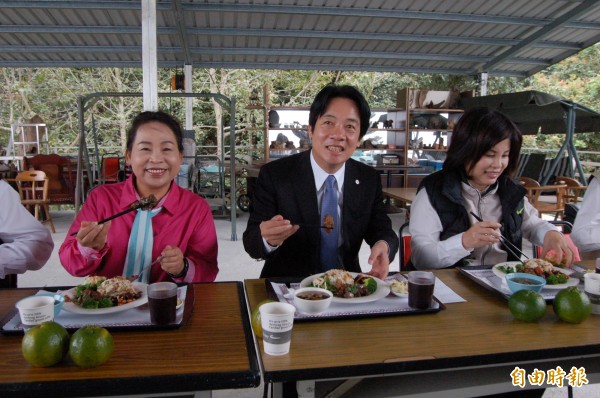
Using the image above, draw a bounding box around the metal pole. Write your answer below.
[142,0,158,111]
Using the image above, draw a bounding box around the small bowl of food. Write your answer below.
[389,279,409,297]
[505,273,546,293]
[293,287,333,313]
[37,293,65,317]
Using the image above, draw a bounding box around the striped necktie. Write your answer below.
[320,175,339,270]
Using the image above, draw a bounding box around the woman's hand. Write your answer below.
[541,230,574,267]
[462,220,501,250]
[260,215,300,247]
[76,220,111,251]
[159,245,185,276]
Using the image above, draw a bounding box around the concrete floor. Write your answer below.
[15,209,597,398]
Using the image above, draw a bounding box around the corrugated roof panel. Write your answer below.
[0,0,598,75]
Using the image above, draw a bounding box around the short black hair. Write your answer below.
[126,111,184,153]
[308,85,371,139]
[444,107,522,177]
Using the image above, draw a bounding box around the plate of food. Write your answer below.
[299,269,390,303]
[492,259,578,290]
[62,276,148,315]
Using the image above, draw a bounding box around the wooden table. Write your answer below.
[246,267,600,397]
[0,282,260,397]
[382,187,417,206]
[383,187,417,217]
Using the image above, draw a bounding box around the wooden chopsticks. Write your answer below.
[469,212,530,261]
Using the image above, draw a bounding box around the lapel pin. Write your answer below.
[355,179,360,185]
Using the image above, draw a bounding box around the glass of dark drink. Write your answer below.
[407,271,435,309]
[147,282,178,325]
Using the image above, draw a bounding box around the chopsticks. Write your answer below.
[296,224,328,229]
[69,207,136,236]
[469,212,530,261]
[70,195,158,236]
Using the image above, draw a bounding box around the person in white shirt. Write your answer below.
[571,172,600,260]
[0,180,54,284]
[409,107,573,269]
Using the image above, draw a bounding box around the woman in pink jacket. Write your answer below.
[60,111,218,283]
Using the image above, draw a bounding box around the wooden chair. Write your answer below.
[15,170,56,233]
[517,176,540,203]
[526,183,568,220]
[554,176,587,204]
[23,154,75,206]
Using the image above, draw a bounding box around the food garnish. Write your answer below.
[311,269,377,298]
[73,276,142,309]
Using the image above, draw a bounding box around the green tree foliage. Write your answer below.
[1,43,598,159]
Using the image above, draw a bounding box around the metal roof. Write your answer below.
[1,0,600,77]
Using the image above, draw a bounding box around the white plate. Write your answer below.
[492,262,578,290]
[300,272,390,303]
[62,282,148,315]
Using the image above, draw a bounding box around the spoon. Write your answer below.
[127,256,164,282]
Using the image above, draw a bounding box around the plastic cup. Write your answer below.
[584,273,600,315]
[15,295,55,330]
[147,282,178,325]
[407,271,435,309]
[259,302,295,356]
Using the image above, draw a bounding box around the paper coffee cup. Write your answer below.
[15,295,55,330]
[584,273,600,315]
[259,302,295,356]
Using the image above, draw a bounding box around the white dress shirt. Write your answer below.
[0,180,54,278]
[571,174,600,256]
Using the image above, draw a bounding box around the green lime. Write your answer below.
[22,321,69,367]
[251,299,274,339]
[69,325,114,368]
[508,290,547,322]
[553,287,592,324]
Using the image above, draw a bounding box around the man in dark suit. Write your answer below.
[243,84,399,279]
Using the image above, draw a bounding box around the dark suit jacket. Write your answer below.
[243,150,399,278]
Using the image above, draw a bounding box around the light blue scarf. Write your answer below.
[123,207,162,283]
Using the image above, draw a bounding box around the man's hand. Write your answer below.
[366,240,390,279]
[260,215,300,247]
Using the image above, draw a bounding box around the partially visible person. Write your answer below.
[243,84,398,279]
[60,111,218,283]
[0,180,54,285]
[571,172,600,260]
[409,107,574,269]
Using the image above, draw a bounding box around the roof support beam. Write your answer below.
[481,0,600,73]
[142,0,158,111]
[0,25,585,51]
[172,0,192,64]
[2,1,596,31]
